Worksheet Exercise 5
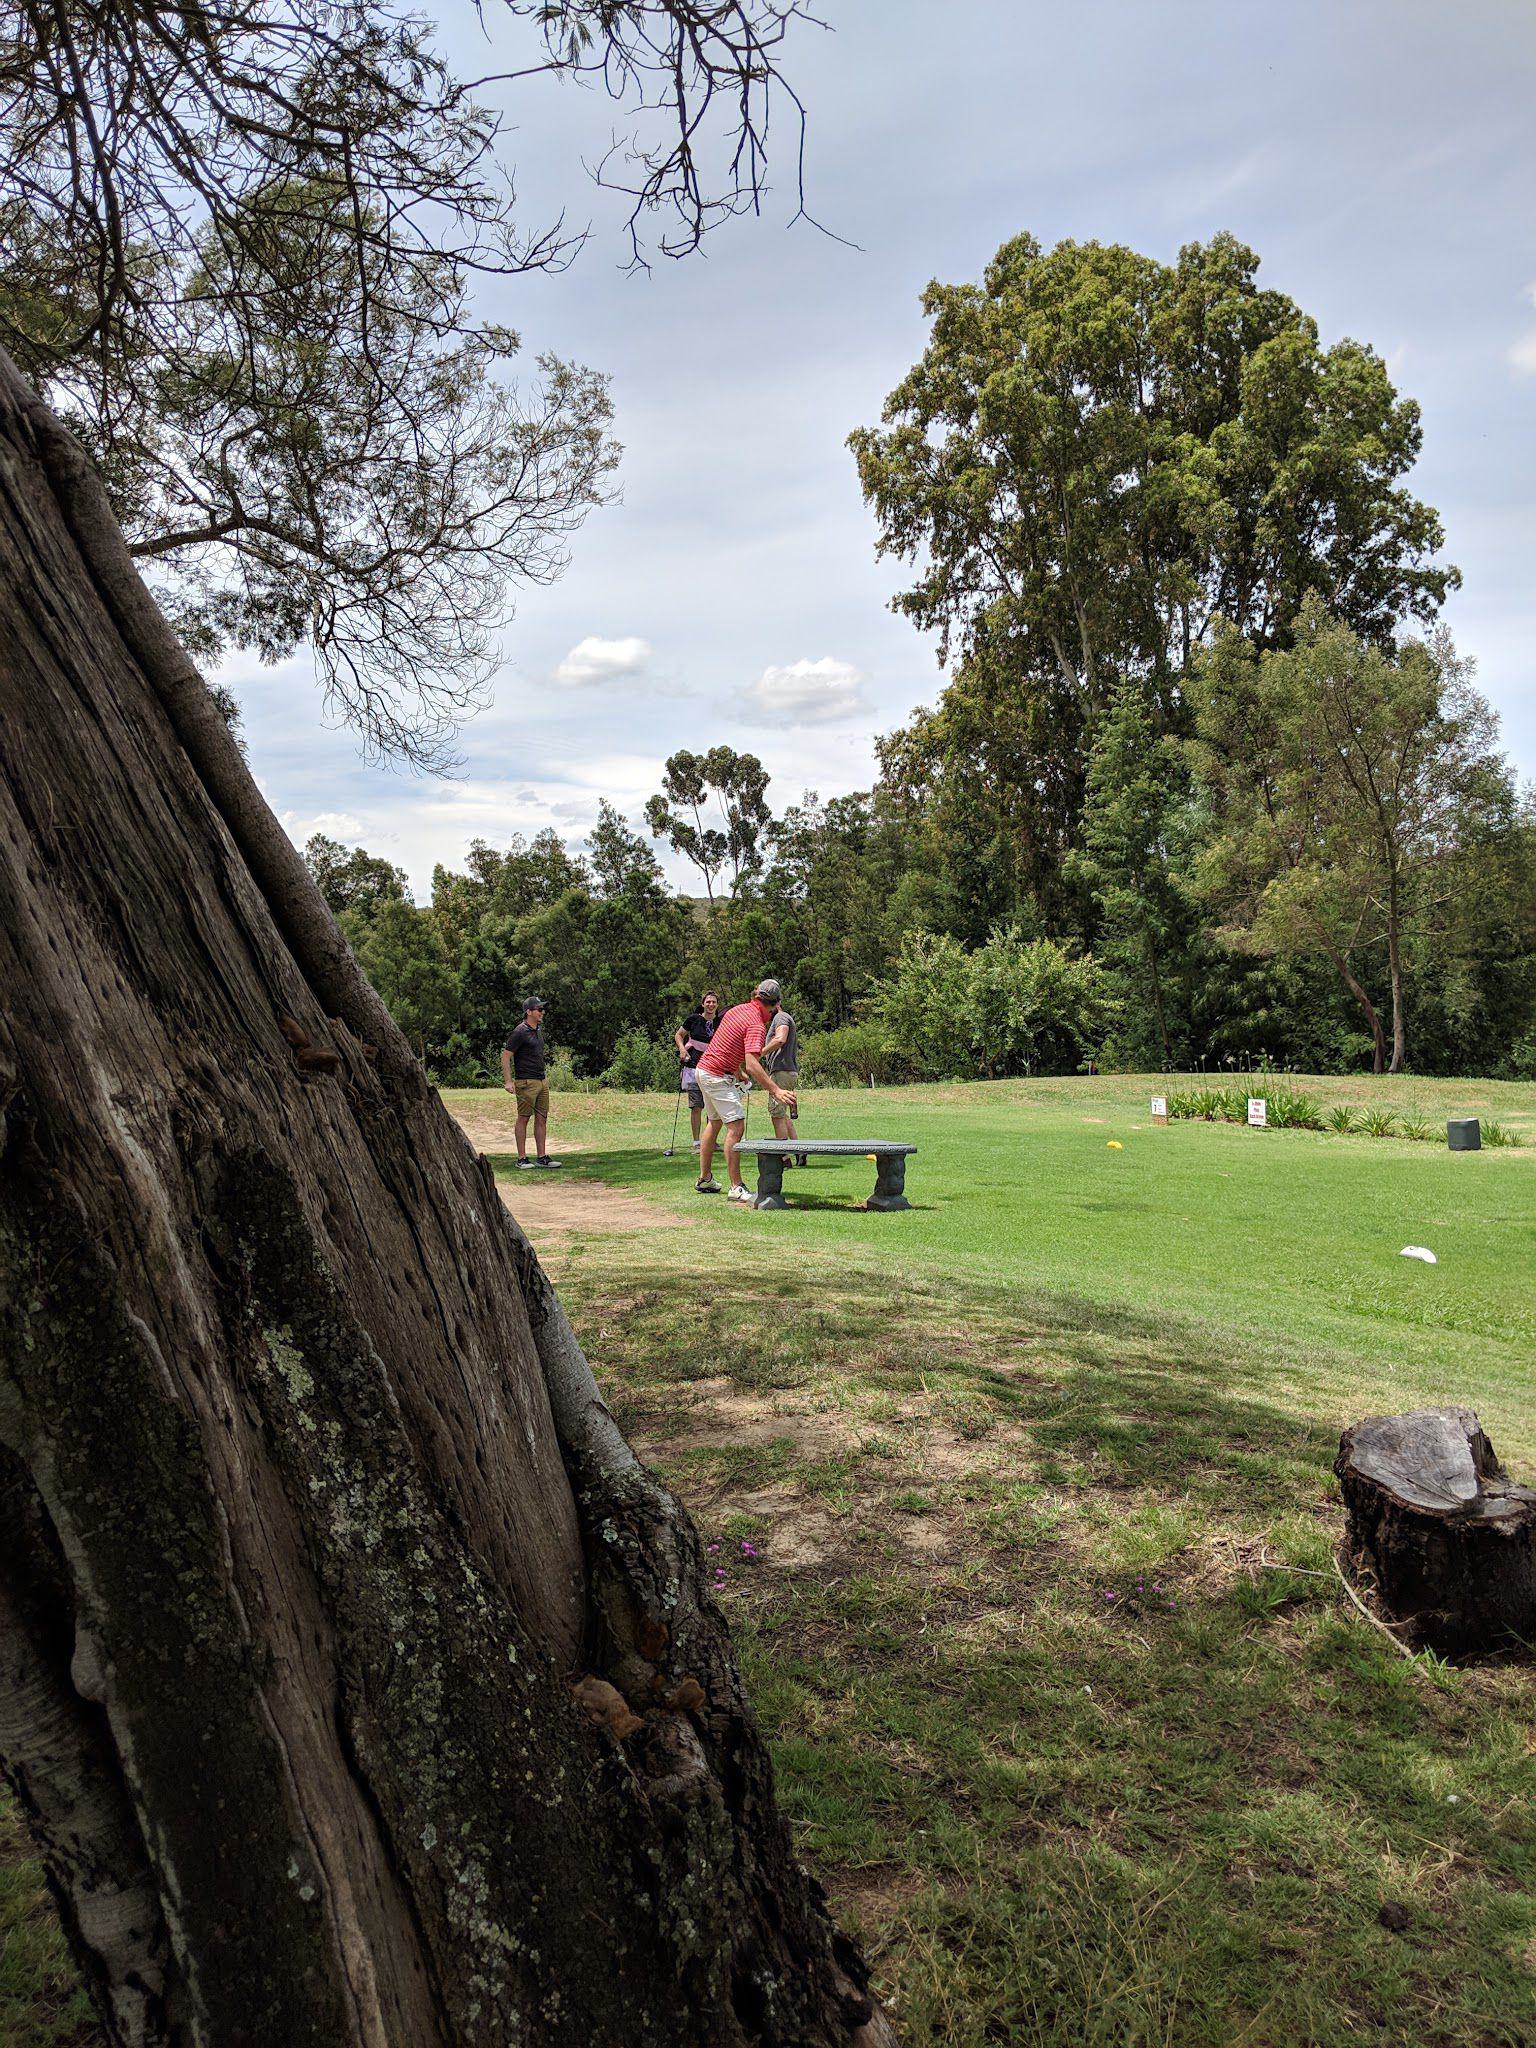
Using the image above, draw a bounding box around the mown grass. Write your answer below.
[6,1073,1534,2044]
[455,1070,1536,1456]
[0,1802,97,2046]
[556,1246,1536,2045]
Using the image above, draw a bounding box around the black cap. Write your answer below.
[524,995,546,1012]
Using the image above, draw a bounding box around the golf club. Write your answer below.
[663,1083,683,1157]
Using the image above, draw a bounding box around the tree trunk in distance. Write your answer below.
[1386,873,1407,1075]
[1335,1408,1536,1656]
[0,352,890,2048]
[1323,937,1387,1076]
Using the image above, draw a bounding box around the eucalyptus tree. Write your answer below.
[1190,602,1509,1074]
[852,231,1458,918]
[645,745,774,903]
[1,0,819,762]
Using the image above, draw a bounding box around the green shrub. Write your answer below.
[1360,1107,1399,1138]
[546,1046,590,1093]
[1167,1087,1245,1122]
[1263,1088,1321,1130]
[1323,1104,1357,1134]
[868,926,1115,1079]
[429,1031,498,1088]
[599,1029,676,1091]
[1398,1111,1431,1142]
[799,1021,913,1087]
[1481,1119,1518,1148]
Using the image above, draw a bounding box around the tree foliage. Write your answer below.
[851,231,1459,917]
[0,0,816,759]
[644,745,772,902]
[1190,603,1511,1073]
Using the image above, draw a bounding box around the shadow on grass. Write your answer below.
[556,1143,942,1215]
[553,1241,1536,2048]
[558,1249,1341,1514]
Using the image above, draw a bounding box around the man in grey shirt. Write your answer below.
[761,983,805,1165]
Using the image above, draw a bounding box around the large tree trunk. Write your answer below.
[0,354,888,2047]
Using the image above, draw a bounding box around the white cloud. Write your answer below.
[552,635,651,686]
[735,656,868,727]
[282,809,369,845]
[1509,285,1536,376]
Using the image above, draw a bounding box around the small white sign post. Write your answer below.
[1150,1095,1168,1125]
[1247,1096,1267,1128]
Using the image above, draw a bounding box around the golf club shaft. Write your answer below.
[666,1082,682,1154]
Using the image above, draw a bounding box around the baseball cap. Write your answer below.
[754,978,781,1003]
[523,995,546,1011]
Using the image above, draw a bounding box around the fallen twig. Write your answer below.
[1333,1554,1418,1662]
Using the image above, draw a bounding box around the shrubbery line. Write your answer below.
[1163,1089,1517,1146]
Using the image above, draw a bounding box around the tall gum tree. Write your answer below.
[849,232,1459,925]
[0,352,889,2045]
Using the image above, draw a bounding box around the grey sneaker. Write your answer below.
[516,1157,534,1169]
[695,1176,720,1194]
[536,1156,562,1168]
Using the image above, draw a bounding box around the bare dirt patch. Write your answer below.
[492,1174,690,1249]
[448,1106,691,1249]
[681,1389,856,1458]
[735,1491,849,1569]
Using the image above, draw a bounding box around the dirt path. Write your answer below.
[450,1109,691,1250]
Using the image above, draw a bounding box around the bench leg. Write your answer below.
[753,1153,787,1210]
[867,1154,910,1212]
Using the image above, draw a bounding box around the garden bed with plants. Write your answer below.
[1164,1086,1519,1145]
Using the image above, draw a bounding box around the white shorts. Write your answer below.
[697,1067,747,1125]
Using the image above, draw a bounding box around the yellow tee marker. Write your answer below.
[1106,1140,1123,1150]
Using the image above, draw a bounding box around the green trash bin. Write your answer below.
[1447,1118,1481,1151]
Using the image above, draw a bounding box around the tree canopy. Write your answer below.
[1190,602,1511,1073]
[851,231,1460,919]
[1,0,817,760]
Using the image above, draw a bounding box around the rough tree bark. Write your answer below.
[0,351,891,2048]
[1336,1407,1536,1657]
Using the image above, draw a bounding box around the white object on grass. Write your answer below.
[1399,1246,1438,1264]
[1247,1096,1267,1127]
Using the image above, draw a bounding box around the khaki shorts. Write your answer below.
[696,1067,747,1126]
[515,1077,550,1118]
[769,1070,798,1112]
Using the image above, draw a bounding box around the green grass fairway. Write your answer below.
[454,1070,1536,1460]
[7,1073,1534,2046]
[458,1070,1536,2043]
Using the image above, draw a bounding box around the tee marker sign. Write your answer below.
[1150,1096,1168,1125]
[1247,1097,1267,1128]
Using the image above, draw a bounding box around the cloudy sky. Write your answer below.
[229,0,1536,897]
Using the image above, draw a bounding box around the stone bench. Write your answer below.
[737,1139,916,1212]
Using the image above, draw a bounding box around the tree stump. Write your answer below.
[1335,1408,1536,1655]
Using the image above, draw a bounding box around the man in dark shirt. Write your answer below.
[501,996,561,1168]
[673,991,719,1151]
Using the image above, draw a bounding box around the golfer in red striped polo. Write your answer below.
[695,979,798,1204]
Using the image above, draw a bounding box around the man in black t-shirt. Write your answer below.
[673,991,719,1151]
[501,996,561,1168]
